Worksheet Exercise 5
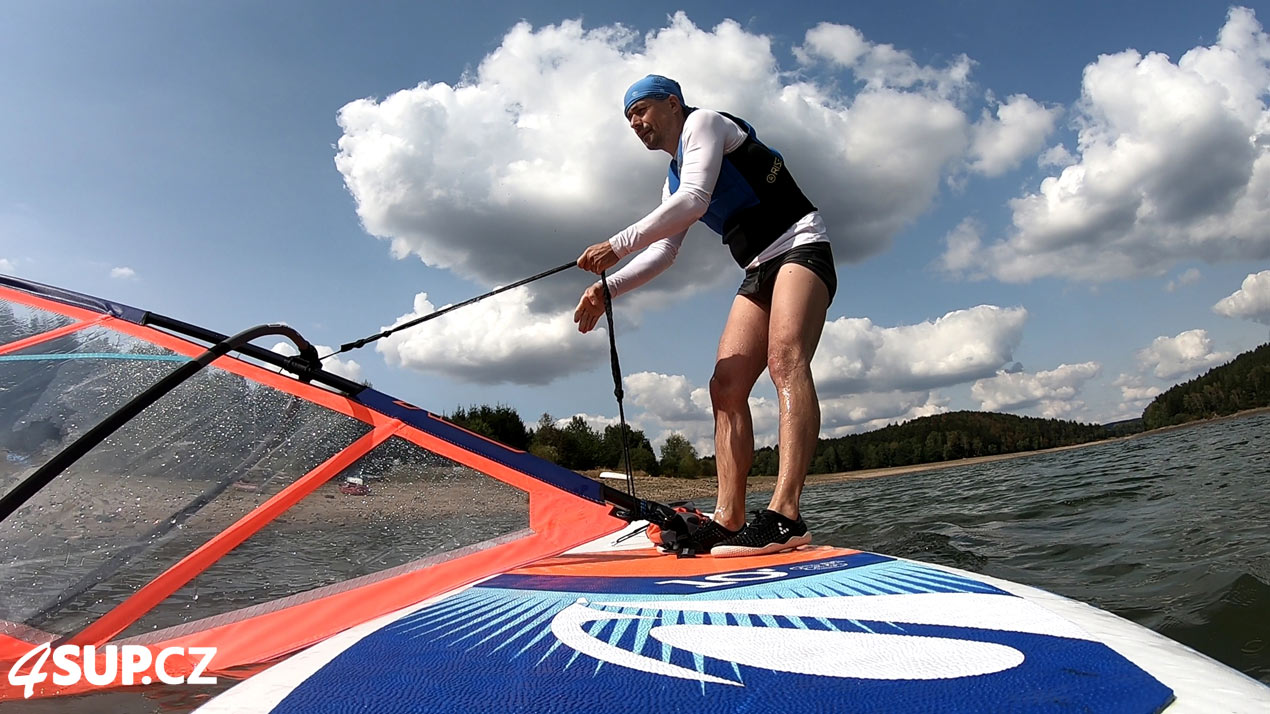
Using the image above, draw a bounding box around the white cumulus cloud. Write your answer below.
[938,218,985,276]
[795,22,973,97]
[333,14,1051,384]
[1213,269,1270,324]
[1165,267,1202,292]
[110,266,137,280]
[374,288,607,385]
[0,258,13,273]
[1038,144,1076,169]
[621,305,1024,442]
[820,391,949,437]
[1136,329,1233,379]
[609,305,1036,447]
[1112,373,1162,417]
[625,371,712,422]
[335,13,983,290]
[622,371,718,453]
[944,7,1270,283]
[968,94,1063,176]
[971,362,1102,418]
[812,305,1028,395]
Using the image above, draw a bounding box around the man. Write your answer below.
[574,75,836,557]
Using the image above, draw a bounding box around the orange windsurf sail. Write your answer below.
[0,274,634,700]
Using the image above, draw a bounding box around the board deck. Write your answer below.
[198,526,1270,713]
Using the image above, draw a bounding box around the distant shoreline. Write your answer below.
[601,406,1270,504]
[35,408,1261,533]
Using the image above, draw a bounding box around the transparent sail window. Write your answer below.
[0,325,188,502]
[0,297,77,348]
[120,434,531,639]
[0,353,371,636]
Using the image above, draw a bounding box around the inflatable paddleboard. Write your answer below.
[9,275,1263,711]
[199,523,1270,714]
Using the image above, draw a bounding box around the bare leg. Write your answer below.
[709,295,770,531]
[765,264,830,521]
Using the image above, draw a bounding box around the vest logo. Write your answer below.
[766,156,783,183]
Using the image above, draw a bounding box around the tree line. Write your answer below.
[794,410,1112,474]
[448,404,712,478]
[447,404,1119,478]
[1142,342,1270,428]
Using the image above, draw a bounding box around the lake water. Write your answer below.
[802,410,1270,685]
[8,411,1268,712]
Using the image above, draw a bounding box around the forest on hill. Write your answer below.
[448,404,1119,479]
[1142,342,1270,429]
[753,410,1112,476]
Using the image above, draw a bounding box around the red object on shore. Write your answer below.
[339,481,370,496]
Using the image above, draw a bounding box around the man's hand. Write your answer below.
[577,241,619,274]
[573,283,605,334]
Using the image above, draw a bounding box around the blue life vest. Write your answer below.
[668,111,817,267]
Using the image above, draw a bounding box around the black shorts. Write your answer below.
[737,242,837,306]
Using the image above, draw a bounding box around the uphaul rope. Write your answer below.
[327,261,668,520]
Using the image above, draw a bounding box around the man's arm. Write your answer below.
[576,174,688,277]
[575,232,686,332]
[603,231,683,297]
[606,110,733,258]
[575,111,743,332]
[577,110,741,277]
[574,202,685,333]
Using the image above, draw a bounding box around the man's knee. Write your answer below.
[710,363,756,407]
[767,344,812,388]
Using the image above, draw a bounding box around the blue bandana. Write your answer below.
[623,75,685,117]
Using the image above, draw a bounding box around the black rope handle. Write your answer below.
[600,271,636,498]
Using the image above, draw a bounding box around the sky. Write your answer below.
[3,1,1269,455]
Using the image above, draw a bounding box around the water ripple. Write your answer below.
[800,412,1270,684]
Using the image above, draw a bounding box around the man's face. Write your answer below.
[626,96,682,154]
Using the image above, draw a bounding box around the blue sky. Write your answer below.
[3,1,1269,453]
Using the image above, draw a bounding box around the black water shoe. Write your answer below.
[676,518,741,556]
[711,509,811,558]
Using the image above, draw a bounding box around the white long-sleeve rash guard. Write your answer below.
[600,109,826,299]
[601,109,747,298]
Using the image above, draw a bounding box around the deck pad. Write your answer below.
[266,547,1173,713]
